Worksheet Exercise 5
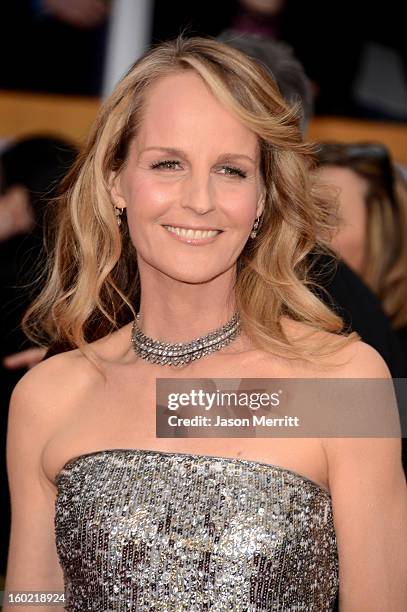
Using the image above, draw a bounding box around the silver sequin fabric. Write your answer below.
[55,449,339,611]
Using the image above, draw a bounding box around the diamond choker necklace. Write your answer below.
[131,312,240,366]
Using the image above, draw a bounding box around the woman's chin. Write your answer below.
[166,270,228,284]
[154,263,232,285]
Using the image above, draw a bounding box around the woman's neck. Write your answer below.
[136,269,237,343]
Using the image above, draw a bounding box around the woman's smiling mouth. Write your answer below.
[162,225,223,244]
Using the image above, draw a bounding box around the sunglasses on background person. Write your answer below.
[314,141,397,206]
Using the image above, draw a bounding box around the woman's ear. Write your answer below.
[109,171,127,210]
[256,189,266,218]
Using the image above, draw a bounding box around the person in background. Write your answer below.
[0,135,77,574]
[35,0,110,29]
[229,0,287,39]
[0,1,110,95]
[315,142,407,359]
[0,184,34,243]
[0,136,78,365]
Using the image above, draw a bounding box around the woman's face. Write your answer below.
[318,165,369,274]
[112,71,264,285]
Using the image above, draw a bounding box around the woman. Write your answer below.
[5,37,407,610]
[316,142,407,358]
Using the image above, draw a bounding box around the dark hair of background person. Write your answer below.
[216,30,313,133]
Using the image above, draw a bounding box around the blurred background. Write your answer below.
[0,0,406,585]
[2,0,407,143]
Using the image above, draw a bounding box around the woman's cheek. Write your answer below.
[137,176,183,211]
[222,190,259,224]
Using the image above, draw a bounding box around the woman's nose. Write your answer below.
[181,174,216,215]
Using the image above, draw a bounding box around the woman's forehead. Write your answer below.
[134,71,259,155]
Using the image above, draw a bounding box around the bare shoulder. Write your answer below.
[12,346,95,398]
[8,349,91,437]
[11,320,129,427]
[280,316,391,378]
[9,322,134,426]
[325,337,391,378]
[6,350,93,505]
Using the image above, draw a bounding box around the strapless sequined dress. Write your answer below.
[55,449,339,611]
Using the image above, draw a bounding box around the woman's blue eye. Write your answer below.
[220,166,247,178]
[151,160,180,170]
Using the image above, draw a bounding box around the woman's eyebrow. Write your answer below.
[216,153,256,165]
[140,147,256,165]
[141,146,186,157]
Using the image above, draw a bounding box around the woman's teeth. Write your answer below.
[164,226,220,239]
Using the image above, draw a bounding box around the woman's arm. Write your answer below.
[325,343,407,611]
[4,363,65,612]
[328,436,406,610]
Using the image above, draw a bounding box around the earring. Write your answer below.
[251,194,265,239]
[114,206,124,227]
[250,216,260,239]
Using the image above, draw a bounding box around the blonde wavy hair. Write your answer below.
[22,36,358,366]
[316,142,407,330]
[366,171,407,330]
